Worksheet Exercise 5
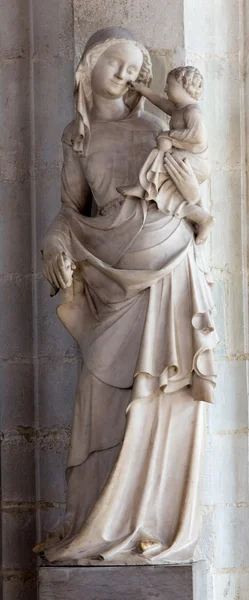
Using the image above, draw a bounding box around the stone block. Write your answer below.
[0,181,32,273]
[2,508,36,569]
[58,1,74,60]
[33,60,60,168]
[32,0,60,60]
[213,573,249,600]
[202,433,213,506]
[194,508,214,566]
[0,276,33,359]
[2,572,37,600]
[211,279,227,357]
[210,170,243,273]
[210,360,248,432]
[204,56,240,170]
[36,276,78,358]
[39,438,68,503]
[184,0,239,56]
[1,435,36,502]
[206,433,248,505]
[38,360,78,428]
[226,272,245,357]
[0,59,30,154]
[58,57,75,132]
[0,362,35,429]
[214,506,249,569]
[0,0,29,58]
[73,0,184,63]
[32,0,73,60]
[39,562,207,600]
[35,167,61,267]
[32,58,73,169]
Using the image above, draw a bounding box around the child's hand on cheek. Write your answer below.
[128,81,148,94]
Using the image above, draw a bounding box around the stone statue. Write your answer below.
[34,26,218,565]
[118,66,214,245]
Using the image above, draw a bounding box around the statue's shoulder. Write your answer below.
[139,110,168,134]
[61,120,74,145]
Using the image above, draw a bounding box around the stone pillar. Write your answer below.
[183,1,249,598]
[0,1,75,599]
[0,1,36,598]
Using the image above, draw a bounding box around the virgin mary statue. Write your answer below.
[36,26,218,564]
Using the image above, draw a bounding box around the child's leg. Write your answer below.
[117,182,145,199]
[183,204,215,244]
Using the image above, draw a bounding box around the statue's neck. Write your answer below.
[91,92,130,122]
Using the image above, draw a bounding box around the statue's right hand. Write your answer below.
[43,251,74,290]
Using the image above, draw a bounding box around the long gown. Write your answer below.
[42,106,218,564]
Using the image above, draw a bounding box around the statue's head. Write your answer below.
[72,27,152,155]
[91,42,144,100]
[165,66,204,104]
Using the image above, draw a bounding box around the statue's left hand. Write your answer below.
[43,251,75,291]
[164,153,200,204]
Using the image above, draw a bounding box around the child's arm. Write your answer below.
[129,82,174,116]
[169,106,206,148]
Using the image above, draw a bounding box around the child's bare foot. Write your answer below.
[137,539,159,553]
[196,216,215,244]
[117,183,144,198]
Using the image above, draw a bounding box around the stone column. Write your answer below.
[0,1,75,599]
[0,1,36,598]
[183,1,249,597]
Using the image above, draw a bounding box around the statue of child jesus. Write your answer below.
[118,66,214,244]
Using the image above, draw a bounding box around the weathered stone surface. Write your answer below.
[3,573,37,600]
[0,0,30,58]
[0,181,32,274]
[184,0,239,55]
[213,573,249,600]
[1,435,36,502]
[211,360,248,432]
[0,362,34,429]
[39,436,68,504]
[39,563,207,600]
[214,506,249,569]
[203,432,248,505]
[0,277,33,359]
[73,0,184,60]
[0,60,30,155]
[38,360,77,428]
[2,509,37,569]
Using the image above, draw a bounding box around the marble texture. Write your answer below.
[39,563,207,600]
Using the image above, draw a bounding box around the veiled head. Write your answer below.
[72,28,152,155]
[91,42,144,99]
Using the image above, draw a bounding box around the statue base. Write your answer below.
[38,562,207,599]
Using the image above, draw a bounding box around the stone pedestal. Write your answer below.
[39,562,207,600]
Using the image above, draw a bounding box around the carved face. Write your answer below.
[91,42,144,99]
